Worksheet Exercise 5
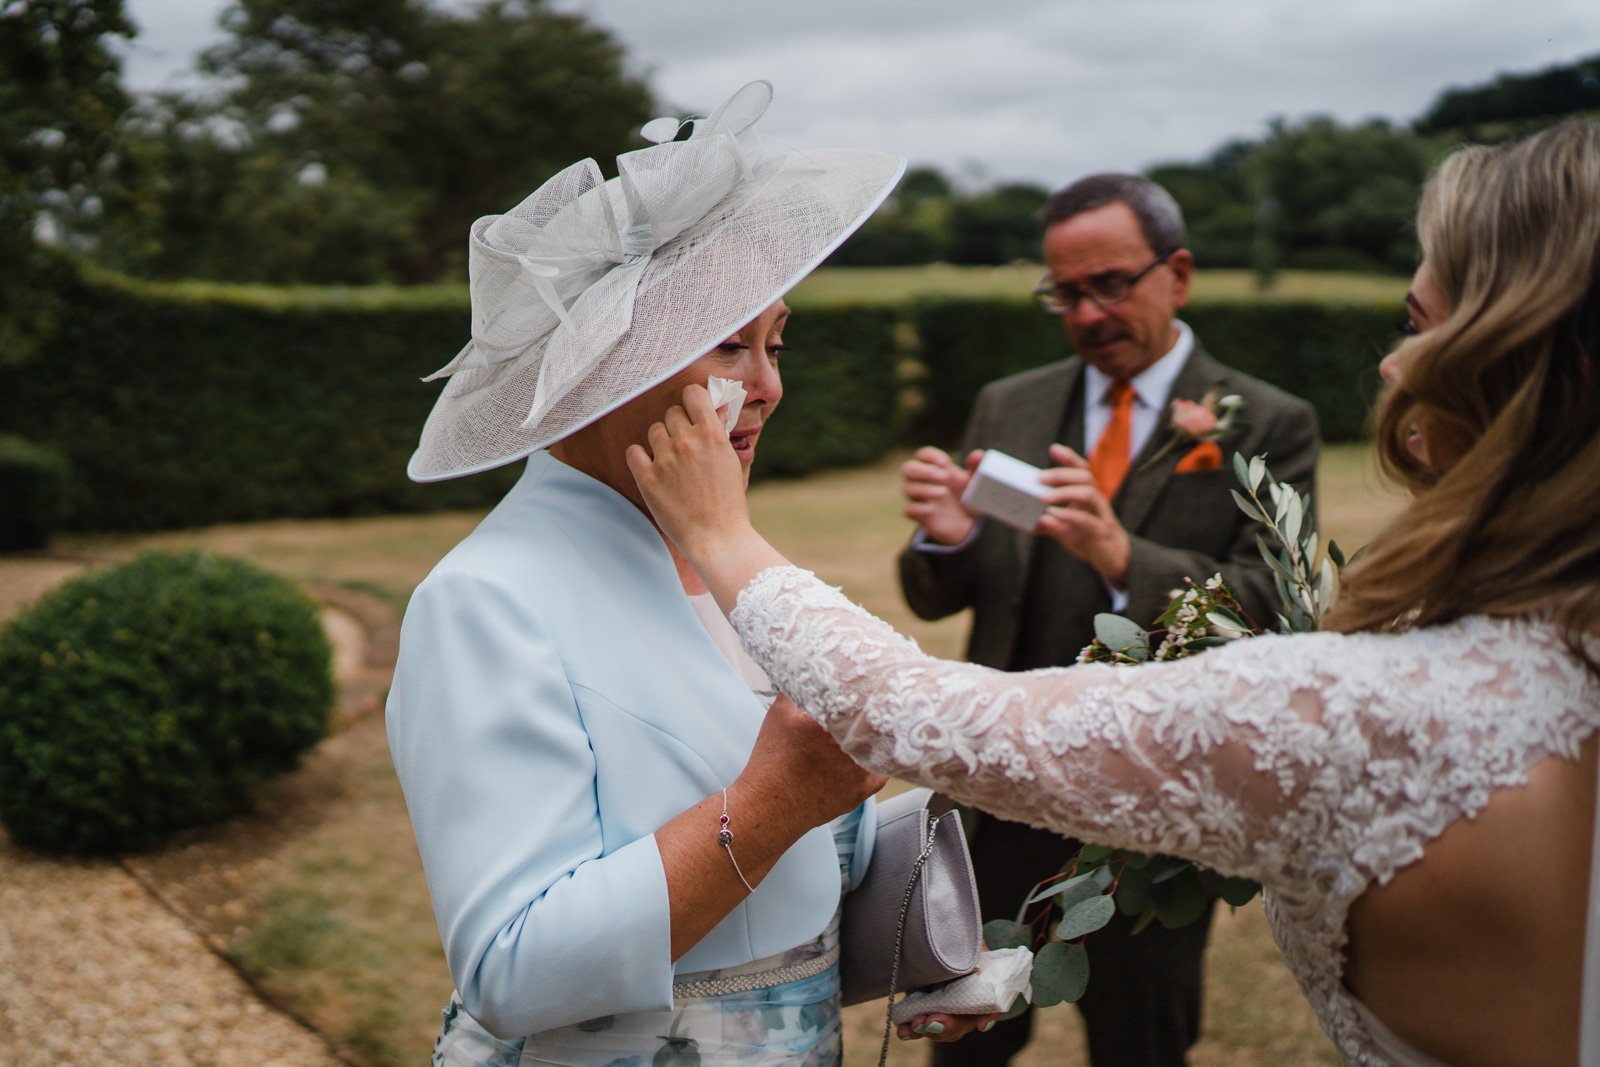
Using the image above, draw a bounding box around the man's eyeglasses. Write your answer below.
[1033,250,1175,315]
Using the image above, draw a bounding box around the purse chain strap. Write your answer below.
[876,810,947,1067]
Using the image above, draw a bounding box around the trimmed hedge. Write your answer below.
[910,296,1401,446]
[752,305,906,478]
[0,550,333,854]
[2,271,512,531]
[0,435,70,550]
[1,269,905,531]
[1,266,1398,532]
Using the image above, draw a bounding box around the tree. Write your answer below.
[827,164,954,265]
[1417,52,1600,136]
[126,0,656,284]
[1146,139,1257,269]
[945,181,1051,265]
[1248,117,1432,273]
[0,0,148,363]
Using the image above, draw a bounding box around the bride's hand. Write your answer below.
[627,384,752,562]
[627,385,789,612]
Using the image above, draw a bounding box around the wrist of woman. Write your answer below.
[697,528,788,615]
[724,774,813,850]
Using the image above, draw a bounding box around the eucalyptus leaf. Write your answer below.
[1093,613,1149,655]
[1205,610,1248,636]
[1155,882,1212,930]
[1150,858,1196,885]
[996,993,1031,1022]
[1229,489,1267,524]
[1032,867,1114,915]
[1197,868,1262,906]
[1056,893,1117,940]
[1249,454,1267,492]
[1231,450,1251,488]
[1113,867,1152,916]
[1185,636,1232,651]
[1281,492,1302,546]
[984,918,1034,950]
[1328,539,1346,569]
[1258,539,1298,583]
[1023,869,1096,907]
[1030,941,1090,1006]
[1075,843,1117,865]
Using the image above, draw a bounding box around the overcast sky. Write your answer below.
[118,0,1600,189]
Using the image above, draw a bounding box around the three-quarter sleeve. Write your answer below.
[387,568,674,1038]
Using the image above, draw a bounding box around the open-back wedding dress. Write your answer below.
[726,567,1600,1066]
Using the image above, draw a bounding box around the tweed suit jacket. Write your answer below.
[899,339,1321,671]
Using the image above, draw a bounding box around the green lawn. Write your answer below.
[791,264,1408,308]
[44,444,1400,1065]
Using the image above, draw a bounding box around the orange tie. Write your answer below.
[1090,381,1135,499]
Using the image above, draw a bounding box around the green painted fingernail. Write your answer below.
[924,1021,945,1035]
[980,1020,996,1032]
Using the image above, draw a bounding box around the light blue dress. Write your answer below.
[388,455,870,1041]
[430,593,862,1067]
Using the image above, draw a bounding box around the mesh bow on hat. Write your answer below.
[408,80,905,481]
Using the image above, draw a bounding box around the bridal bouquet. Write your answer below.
[982,453,1351,1011]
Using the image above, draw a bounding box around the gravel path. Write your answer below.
[0,555,361,1066]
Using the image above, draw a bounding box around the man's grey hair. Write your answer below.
[1039,173,1185,255]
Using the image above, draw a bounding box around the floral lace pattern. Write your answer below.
[731,567,1600,1065]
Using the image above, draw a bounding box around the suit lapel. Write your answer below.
[1115,344,1229,534]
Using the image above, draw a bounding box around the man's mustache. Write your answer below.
[1076,325,1127,347]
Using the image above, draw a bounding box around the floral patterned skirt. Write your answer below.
[432,915,843,1067]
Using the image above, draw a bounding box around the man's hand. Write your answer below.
[1034,443,1131,583]
[901,446,982,546]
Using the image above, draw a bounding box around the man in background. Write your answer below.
[899,173,1320,1067]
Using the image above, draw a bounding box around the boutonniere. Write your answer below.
[1139,390,1245,474]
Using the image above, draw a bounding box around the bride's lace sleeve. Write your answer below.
[729,567,1543,890]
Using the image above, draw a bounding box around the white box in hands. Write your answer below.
[960,450,1048,531]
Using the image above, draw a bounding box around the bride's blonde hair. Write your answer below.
[1325,120,1600,665]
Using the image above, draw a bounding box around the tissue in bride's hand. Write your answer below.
[889,947,1034,1024]
[707,377,746,433]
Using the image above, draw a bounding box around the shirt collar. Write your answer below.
[1084,320,1193,408]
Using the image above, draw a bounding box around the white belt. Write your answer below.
[672,943,840,999]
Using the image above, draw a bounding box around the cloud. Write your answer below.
[121,0,1600,186]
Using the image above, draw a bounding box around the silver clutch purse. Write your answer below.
[839,786,982,1006]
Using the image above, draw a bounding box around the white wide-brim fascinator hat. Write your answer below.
[408,80,905,481]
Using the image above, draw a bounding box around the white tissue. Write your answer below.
[889,947,1034,1024]
[707,376,746,433]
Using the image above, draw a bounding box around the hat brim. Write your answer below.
[408,147,906,482]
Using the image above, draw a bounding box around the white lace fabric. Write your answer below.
[730,566,1600,1066]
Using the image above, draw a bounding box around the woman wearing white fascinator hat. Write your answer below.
[387,83,986,1064]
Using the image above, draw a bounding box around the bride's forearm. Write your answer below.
[687,526,790,618]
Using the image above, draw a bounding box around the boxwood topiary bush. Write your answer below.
[0,549,334,854]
